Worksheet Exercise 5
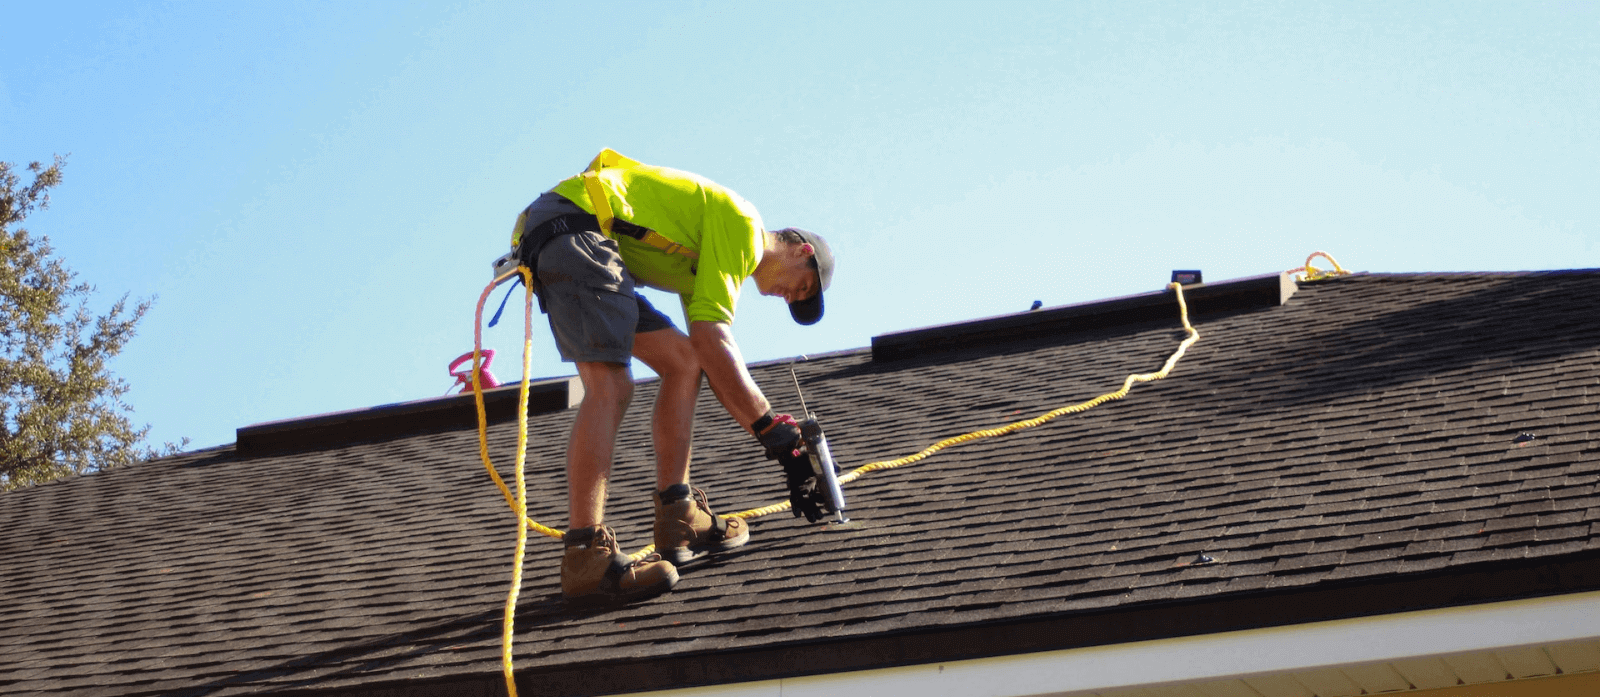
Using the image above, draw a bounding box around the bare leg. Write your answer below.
[632,327,703,490]
[567,360,634,529]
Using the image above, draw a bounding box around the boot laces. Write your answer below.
[595,525,619,551]
[599,525,662,567]
[692,486,713,515]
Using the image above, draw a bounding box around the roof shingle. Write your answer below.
[4,270,1600,696]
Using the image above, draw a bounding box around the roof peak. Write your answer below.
[871,271,1300,362]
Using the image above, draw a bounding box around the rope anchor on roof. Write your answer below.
[1287,251,1353,283]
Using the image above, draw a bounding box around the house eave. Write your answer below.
[620,588,1600,697]
[286,547,1600,697]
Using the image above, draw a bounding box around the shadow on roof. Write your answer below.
[1206,272,1600,420]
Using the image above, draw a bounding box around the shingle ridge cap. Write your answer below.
[870,271,1294,361]
[746,346,873,370]
[233,375,582,455]
[1360,268,1600,279]
[623,348,871,385]
[236,376,577,432]
[876,271,1286,341]
[0,438,246,496]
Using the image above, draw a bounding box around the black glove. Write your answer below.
[754,412,828,522]
[755,412,801,459]
[778,450,828,522]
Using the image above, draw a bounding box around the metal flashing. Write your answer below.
[235,376,583,456]
[871,272,1302,362]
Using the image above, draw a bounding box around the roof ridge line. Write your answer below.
[870,272,1299,362]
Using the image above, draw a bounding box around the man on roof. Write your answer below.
[504,149,836,606]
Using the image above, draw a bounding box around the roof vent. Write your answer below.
[236,376,583,456]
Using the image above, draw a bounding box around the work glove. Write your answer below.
[778,450,828,523]
[756,413,800,457]
[754,413,829,522]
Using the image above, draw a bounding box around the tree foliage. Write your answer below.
[1,156,183,491]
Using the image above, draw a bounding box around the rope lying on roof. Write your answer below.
[718,280,1201,527]
[468,278,1203,554]
[465,277,1199,697]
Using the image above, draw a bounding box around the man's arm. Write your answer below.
[688,320,771,434]
[690,319,832,521]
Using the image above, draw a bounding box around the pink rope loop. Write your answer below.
[450,349,501,391]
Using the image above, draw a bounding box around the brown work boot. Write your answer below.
[653,484,751,565]
[561,525,678,606]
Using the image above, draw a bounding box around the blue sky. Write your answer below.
[3,1,1596,450]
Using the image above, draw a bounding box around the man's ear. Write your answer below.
[799,242,815,257]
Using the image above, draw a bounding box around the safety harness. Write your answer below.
[491,149,700,326]
[579,148,698,259]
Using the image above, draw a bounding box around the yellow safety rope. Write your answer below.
[469,276,1203,692]
[470,266,552,697]
[709,281,1202,525]
[471,268,564,540]
[1286,250,1352,282]
[469,250,1352,695]
[616,281,1202,558]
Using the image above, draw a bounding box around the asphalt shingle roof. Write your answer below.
[3,270,1599,697]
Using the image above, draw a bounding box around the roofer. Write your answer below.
[502,149,836,606]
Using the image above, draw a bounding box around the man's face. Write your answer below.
[757,242,820,304]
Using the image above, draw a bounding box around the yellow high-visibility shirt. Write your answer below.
[549,154,764,325]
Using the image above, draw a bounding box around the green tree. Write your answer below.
[1,156,184,491]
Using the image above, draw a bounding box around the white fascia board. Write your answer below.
[618,590,1600,697]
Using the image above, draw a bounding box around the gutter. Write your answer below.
[621,589,1600,697]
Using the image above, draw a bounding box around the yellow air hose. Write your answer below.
[470,254,1352,694]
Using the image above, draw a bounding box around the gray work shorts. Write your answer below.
[519,193,675,364]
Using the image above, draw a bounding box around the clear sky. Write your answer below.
[3,1,1596,451]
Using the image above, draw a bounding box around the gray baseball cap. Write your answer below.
[778,228,833,325]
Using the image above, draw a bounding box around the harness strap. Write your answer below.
[581,150,699,260]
